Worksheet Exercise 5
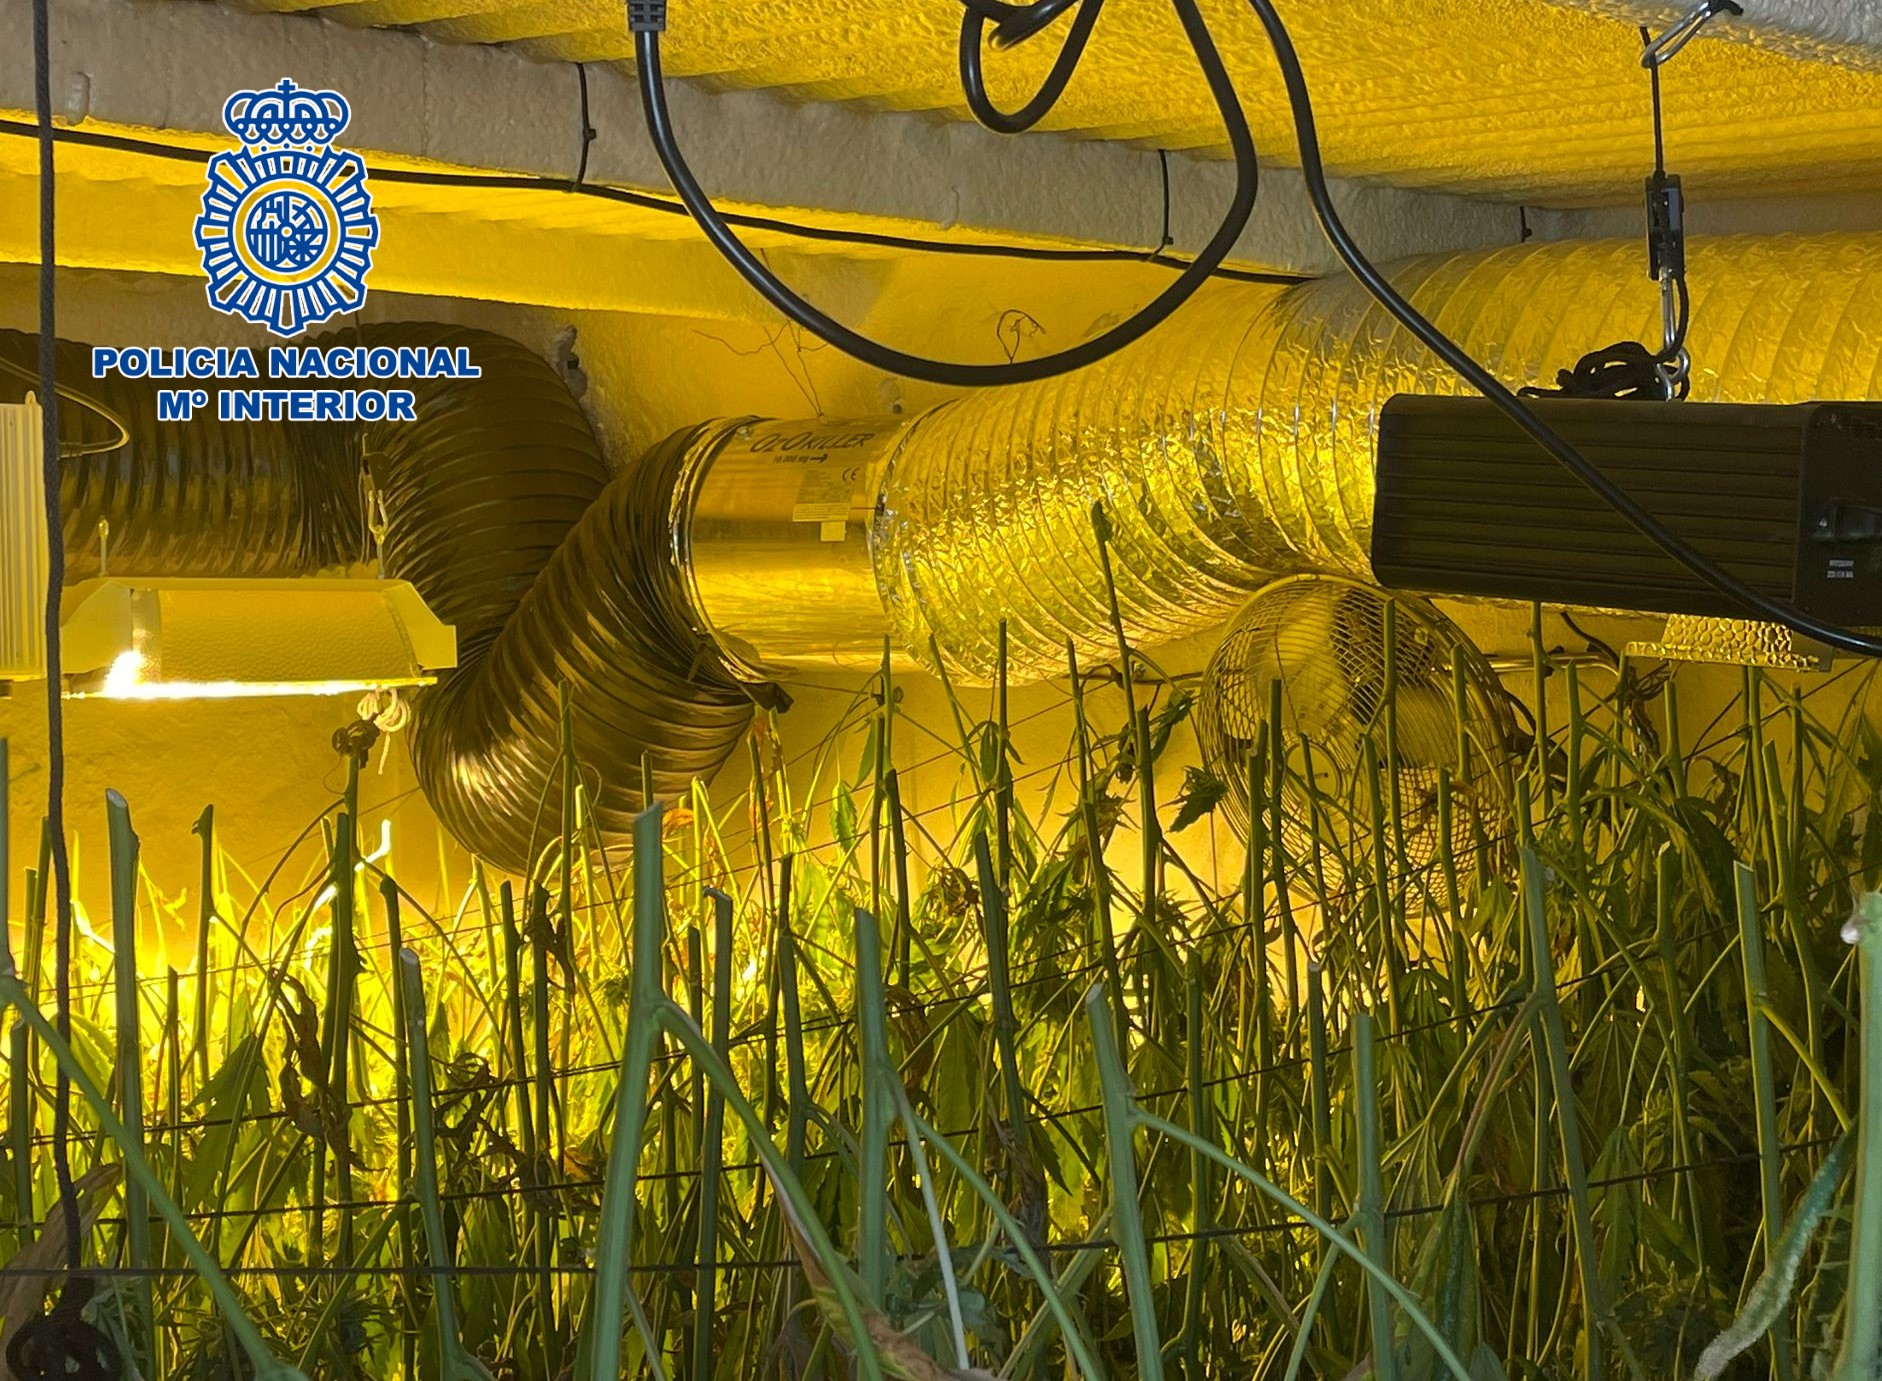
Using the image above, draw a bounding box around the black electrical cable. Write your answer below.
[30,0,83,1286]
[957,0,1085,49]
[631,0,1259,387]
[959,0,1104,133]
[571,62,598,189]
[1239,0,1882,659]
[1646,29,1669,178]
[0,119,1306,289]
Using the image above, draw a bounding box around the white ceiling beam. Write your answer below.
[0,0,1517,295]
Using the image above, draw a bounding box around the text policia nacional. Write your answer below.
[89,345,481,423]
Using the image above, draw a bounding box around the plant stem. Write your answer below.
[777,854,809,1178]
[1654,848,1708,1265]
[106,789,155,1374]
[1354,1009,1396,1381]
[1182,954,1211,1381]
[1306,961,1334,1223]
[397,950,494,1381]
[1523,848,1639,1381]
[1088,983,1166,1381]
[855,892,893,1303]
[1068,639,1127,1054]
[582,807,673,1381]
[191,803,215,1089]
[1834,894,1882,1381]
[1737,862,1798,1381]
[975,831,1028,1149]
[692,889,732,1381]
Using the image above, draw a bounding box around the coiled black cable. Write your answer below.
[1238,0,1882,658]
[957,0,1084,48]
[631,0,1257,388]
[959,0,1103,133]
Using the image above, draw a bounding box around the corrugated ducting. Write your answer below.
[1,327,755,875]
[674,414,910,677]
[364,353,754,870]
[0,331,358,579]
[12,234,1882,865]
[842,234,1882,681]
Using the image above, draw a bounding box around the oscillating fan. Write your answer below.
[1193,575,1514,911]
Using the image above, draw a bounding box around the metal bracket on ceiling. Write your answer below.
[1641,0,1744,68]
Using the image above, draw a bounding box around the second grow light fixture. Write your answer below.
[1370,395,1882,630]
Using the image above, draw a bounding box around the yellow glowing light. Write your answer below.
[310,821,395,914]
[101,648,148,696]
[49,577,455,700]
[76,678,432,700]
[77,648,432,701]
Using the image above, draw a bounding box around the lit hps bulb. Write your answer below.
[101,648,149,695]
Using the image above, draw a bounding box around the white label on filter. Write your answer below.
[792,460,866,524]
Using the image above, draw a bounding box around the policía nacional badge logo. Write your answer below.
[193,79,380,337]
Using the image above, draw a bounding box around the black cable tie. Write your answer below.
[571,63,599,189]
[626,0,665,33]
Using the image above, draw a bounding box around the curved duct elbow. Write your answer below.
[680,234,1882,683]
[363,378,752,869]
[345,327,752,872]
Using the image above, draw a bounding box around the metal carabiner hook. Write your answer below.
[1641,0,1743,68]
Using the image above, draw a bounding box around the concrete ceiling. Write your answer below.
[217,0,1882,205]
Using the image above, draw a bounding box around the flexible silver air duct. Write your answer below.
[675,233,1882,682]
[10,233,1876,870]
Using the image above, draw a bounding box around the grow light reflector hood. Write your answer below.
[2,395,455,699]
[56,576,456,700]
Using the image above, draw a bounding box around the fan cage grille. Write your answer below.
[1194,577,1513,914]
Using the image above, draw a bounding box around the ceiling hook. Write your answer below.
[1641,0,1743,68]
